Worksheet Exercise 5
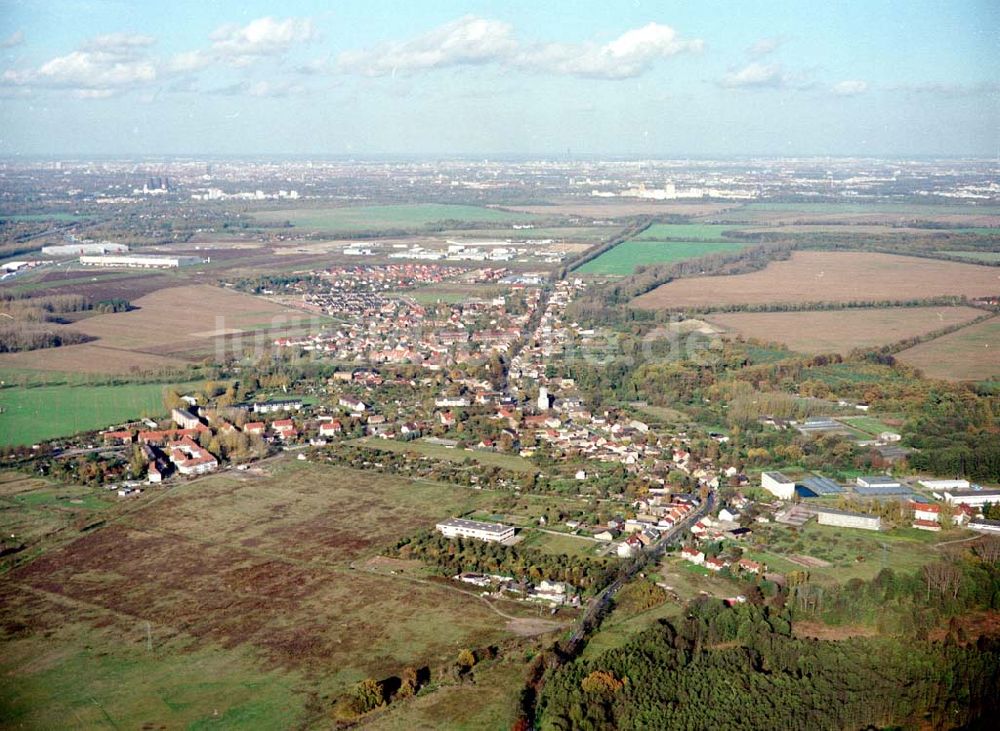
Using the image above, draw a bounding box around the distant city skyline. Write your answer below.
[1,0,997,157]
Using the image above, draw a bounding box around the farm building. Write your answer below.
[80,254,206,268]
[813,506,881,531]
[436,518,515,543]
[968,518,1000,534]
[761,471,795,500]
[943,488,1000,509]
[919,479,970,491]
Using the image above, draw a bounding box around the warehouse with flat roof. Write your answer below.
[80,254,207,268]
[436,518,515,543]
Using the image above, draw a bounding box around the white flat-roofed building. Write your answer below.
[813,506,881,531]
[943,488,1000,508]
[436,518,515,543]
[761,471,795,500]
[856,475,902,489]
[968,518,1000,534]
[43,242,129,257]
[919,479,970,491]
[80,254,206,268]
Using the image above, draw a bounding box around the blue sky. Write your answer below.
[0,0,997,156]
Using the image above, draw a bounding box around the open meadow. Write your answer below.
[705,306,986,354]
[743,521,961,585]
[895,316,1000,381]
[713,202,1000,227]
[632,223,748,240]
[577,240,749,276]
[0,381,201,446]
[352,436,538,474]
[0,459,549,729]
[253,204,539,233]
[632,251,1000,309]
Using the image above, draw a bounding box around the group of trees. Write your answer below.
[537,598,1000,730]
[388,530,619,593]
[792,546,1000,633]
[0,292,131,353]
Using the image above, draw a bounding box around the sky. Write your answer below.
[0,0,997,157]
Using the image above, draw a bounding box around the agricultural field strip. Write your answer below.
[704,306,988,355]
[633,251,1000,309]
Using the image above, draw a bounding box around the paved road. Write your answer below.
[564,490,715,651]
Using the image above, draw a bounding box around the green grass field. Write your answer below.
[938,250,1000,262]
[353,436,538,474]
[439,226,615,240]
[0,212,89,222]
[0,382,199,446]
[633,223,746,241]
[517,529,603,558]
[745,522,954,584]
[741,203,1000,215]
[838,415,898,436]
[254,204,539,233]
[576,240,749,276]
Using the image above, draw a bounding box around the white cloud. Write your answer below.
[337,17,702,80]
[832,79,868,96]
[516,22,704,79]
[1,33,158,98]
[167,50,211,73]
[210,16,317,64]
[746,36,784,57]
[81,33,156,54]
[720,62,786,88]
[1,29,25,49]
[37,50,156,89]
[337,15,517,76]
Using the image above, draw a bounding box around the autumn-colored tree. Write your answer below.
[456,648,476,670]
[580,670,624,694]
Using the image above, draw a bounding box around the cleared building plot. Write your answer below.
[705,306,985,354]
[632,252,1000,310]
[895,317,1000,382]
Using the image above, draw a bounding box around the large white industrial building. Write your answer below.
[43,242,129,257]
[80,254,206,268]
[761,471,796,500]
[436,518,515,543]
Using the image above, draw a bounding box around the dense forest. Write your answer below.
[537,598,1000,730]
